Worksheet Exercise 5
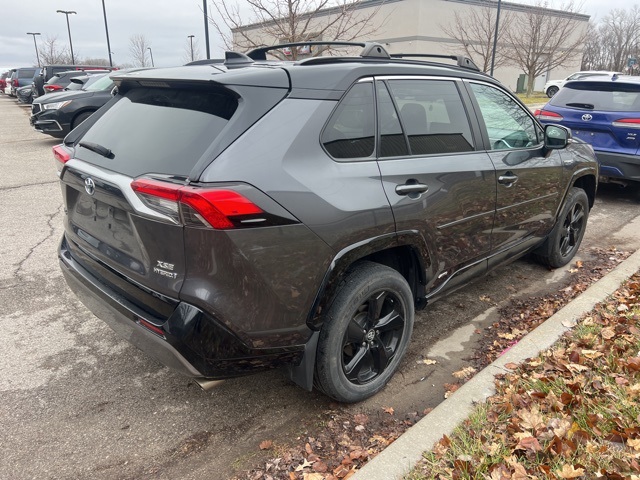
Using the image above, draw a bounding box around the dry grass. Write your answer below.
[407,273,640,480]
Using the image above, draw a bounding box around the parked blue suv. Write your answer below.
[535,75,640,185]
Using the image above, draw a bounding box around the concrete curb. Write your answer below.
[353,249,640,480]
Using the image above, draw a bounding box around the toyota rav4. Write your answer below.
[56,42,598,403]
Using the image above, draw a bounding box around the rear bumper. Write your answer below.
[59,235,304,380]
[596,151,640,182]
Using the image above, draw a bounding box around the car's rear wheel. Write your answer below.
[72,111,94,130]
[315,262,414,403]
[547,86,559,98]
[533,187,589,268]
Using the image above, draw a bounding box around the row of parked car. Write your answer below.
[1,64,120,138]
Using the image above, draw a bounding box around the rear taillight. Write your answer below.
[131,178,264,229]
[612,118,640,129]
[13,79,18,87]
[53,145,73,174]
[533,109,564,121]
[44,85,63,92]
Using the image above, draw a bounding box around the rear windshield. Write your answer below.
[76,87,238,177]
[549,82,640,112]
[19,68,37,78]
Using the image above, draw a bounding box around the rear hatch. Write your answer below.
[541,80,640,156]
[58,67,291,313]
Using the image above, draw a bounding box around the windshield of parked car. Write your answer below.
[85,75,115,92]
[550,82,640,112]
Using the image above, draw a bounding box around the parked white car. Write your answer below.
[543,70,622,97]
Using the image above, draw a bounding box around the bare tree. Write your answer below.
[129,34,151,67]
[440,3,513,73]
[597,7,640,71]
[209,0,383,59]
[40,35,72,65]
[504,0,587,95]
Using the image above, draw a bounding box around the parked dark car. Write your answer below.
[31,73,112,138]
[55,42,598,403]
[535,75,640,186]
[42,64,113,83]
[16,85,34,104]
[43,69,111,95]
[9,67,38,96]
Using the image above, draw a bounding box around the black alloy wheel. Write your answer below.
[315,262,414,403]
[559,201,585,258]
[341,290,405,384]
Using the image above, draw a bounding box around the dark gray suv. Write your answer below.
[55,42,598,403]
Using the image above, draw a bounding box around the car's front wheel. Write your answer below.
[533,187,589,268]
[547,86,559,98]
[315,262,414,403]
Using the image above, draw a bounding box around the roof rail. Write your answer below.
[390,54,481,72]
[247,41,390,60]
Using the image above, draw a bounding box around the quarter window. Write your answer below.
[470,83,539,150]
[321,82,375,159]
[386,79,474,155]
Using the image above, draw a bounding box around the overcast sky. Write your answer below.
[0,0,636,73]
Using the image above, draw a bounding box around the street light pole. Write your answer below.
[147,47,154,67]
[56,10,77,64]
[203,0,211,59]
[489,0,502,76]
[27,32,41,67]
[101,0,113,67]
[188,35,195,62]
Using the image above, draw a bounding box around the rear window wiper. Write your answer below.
[564,102,594,110]
[79,141,114,159]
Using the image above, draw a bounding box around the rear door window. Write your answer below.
[76,87,238,177]
[386,79,474,155]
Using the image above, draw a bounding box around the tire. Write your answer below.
[533,187,589,268]
[547,86,559,98]
[72,111,94,130]
[315,262,414,403]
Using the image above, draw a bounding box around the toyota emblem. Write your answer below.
[84,177,96,196]
[581,114,593,121]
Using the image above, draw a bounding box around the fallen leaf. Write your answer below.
[452,366,477,379]
[259,440,273,450]
[516,436,542,452]
[383,407,394,415]
[557,464,585,478]
[303,473,324,480]
[416,358,437,365]
[504,362,519,370]
[601,327,615,339]
[295,459,314,472]
[628,438,640,452]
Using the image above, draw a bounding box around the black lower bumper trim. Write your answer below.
[59,235,305,379]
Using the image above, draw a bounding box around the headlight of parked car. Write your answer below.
[43,100,73,110]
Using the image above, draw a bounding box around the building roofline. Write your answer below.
[232,0,589,34]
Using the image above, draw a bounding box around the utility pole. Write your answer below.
[101,0,113,67]
[203,0,211,59]
[147,47,154,67]
[188,35,195,62]
[56,10,77,64]
[27,32,41,67]
[490,0,502,76]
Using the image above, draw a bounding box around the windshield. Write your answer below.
[86,75,115,92]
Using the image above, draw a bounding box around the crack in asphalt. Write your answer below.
[14,205,64,279]
[0,181,59,192]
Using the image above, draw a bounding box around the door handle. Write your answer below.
[395,183,429,195]
[498,173,518,186]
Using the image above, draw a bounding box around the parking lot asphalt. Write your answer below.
[1,93,639,480]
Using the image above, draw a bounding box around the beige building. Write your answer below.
[233,0,590,92]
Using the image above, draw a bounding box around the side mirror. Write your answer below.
[110,86,119,96]
[544,124,571,149]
